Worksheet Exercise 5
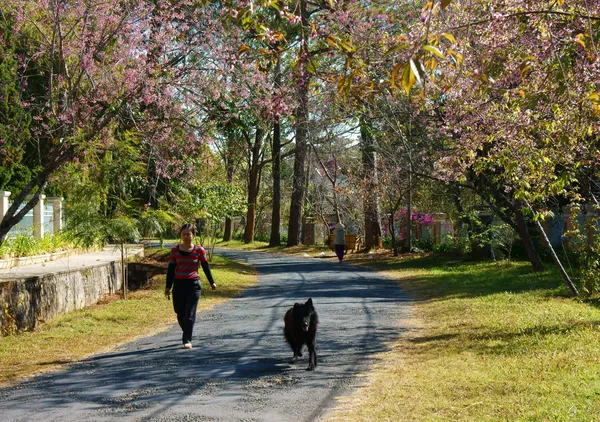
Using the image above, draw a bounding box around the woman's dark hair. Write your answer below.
[179,223,195,236]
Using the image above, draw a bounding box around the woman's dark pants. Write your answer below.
[335,244,345,262]
[172,280,201,344]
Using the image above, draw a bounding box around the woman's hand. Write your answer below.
[210,283,217,291]
[164,288,170,300]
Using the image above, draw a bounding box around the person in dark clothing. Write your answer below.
[333,221,346,262]
[165,224,216,349]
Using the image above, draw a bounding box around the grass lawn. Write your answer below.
[0,250,257,386]
[322,253,600,421]
[216,238,342,258]
[5,239,600,420]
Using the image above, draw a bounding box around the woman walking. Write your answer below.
[165,223,216,349]
[333,221,346,262]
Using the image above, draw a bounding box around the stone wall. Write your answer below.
[0,262,121,335]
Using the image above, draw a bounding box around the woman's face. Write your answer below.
[180,228,194,243]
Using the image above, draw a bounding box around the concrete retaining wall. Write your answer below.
[0,262,122,335]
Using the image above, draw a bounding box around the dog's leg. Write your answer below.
[290,342,300,364]
[307,339,317,370]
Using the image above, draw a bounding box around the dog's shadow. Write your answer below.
[232,356,288,378]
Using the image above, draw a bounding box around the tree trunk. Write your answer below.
[360,115,381,249]
[243,127,263,243]
[452,183,472,237]
[301,150,312,244]
[222,154,235,241]
[390,213,399,256]
[515,207,545,272]
[405,166,412,252]
[287,0,309,247]
[269,56,282,247]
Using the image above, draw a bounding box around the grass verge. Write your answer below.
[0,252,257,386]
[323,254,600,421]
[216,238,345,259]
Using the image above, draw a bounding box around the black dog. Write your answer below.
[283,298,319,370]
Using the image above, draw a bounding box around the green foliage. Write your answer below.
[413,236,434,252]
[37,231,70,253]
[137,208,179,245]
[191,182,246,222]
[0,16,31,191]
[9,231,41,257]
[0,231,72,258]
[105,215,140,245]
[63,202,109,249]
[432,235,471,254]
[563,205,600,297]
[186,182,246,257]
[490,223,517,261]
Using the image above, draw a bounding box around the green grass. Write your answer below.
[0,253,257,386]
[325,255,600,421]
[217,238,340,258]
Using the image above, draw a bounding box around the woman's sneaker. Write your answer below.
[183,342,193,349]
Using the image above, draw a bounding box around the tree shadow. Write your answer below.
[359,254,569,300]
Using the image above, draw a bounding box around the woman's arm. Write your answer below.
[201,261,216,290]
[165,249,177,298]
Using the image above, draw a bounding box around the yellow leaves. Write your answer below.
[422,45,444,59]
[520,55,536,80]
[574,33,587,49]
[391,63,402,89]
[401,61,417,95]
[339,40,356,53]
[447,49,463,67]
[337,75,352,97]
[238,44,251,55]
[423,0,454,16]
[588,92,600,103]
[410,59,421,84]
[391,61,419,95]
[385,43,408,56]
[326,36,338,49]
[442,33,456,44]
[587,92,600,116]
[326,35,356,53]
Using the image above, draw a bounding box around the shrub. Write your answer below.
[432,235,470,255]
[11,232,41,257]
[414,237,434,252]
[63,203,108,249]
[563,204,600,296]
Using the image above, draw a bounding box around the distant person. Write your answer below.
[333,221,346,262]
[164,223,216,349]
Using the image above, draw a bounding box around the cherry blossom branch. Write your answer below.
[449,9,600,31]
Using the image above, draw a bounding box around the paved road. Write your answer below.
[0,249,412,422]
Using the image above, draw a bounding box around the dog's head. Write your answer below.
[294,298,318,331]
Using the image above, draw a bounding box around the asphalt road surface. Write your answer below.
[0,249,412,422]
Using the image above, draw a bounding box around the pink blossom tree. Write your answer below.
[0,0,213,244]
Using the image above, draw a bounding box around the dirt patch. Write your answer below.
[137,249,170,267]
